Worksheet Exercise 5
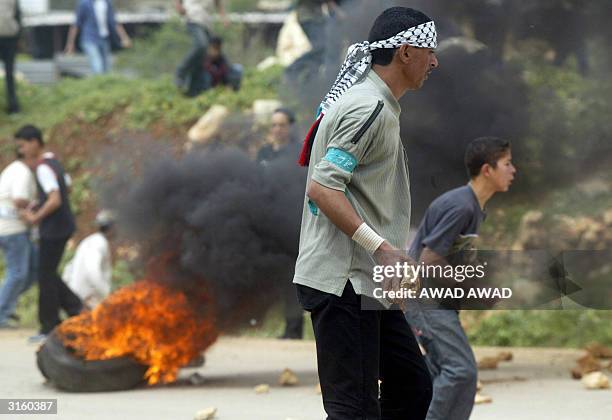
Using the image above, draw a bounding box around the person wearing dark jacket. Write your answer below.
[195,36,242,94]
[257,108,303,339]
[16,125,82,342]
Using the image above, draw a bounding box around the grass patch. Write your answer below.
[466,310,612,348]
[0,66,281,140]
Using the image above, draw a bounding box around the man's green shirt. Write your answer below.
[293,70,412,299]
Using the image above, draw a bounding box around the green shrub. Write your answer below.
[0,66,282,137]
[116,19,275,79]
[467,310,612,348]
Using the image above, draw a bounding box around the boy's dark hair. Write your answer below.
[210,36,223,47]
[465,136,511,178]
[15,124,44,146]
[273,107,296,124]
[368,7,432,66]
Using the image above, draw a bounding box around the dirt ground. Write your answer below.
[0,329,610,420]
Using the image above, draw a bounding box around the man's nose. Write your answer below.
[431,54,439,68]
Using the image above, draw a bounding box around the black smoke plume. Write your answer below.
[288,0,610,219]
[107,147,306,330]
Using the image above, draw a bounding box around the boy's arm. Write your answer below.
[419,247,458,289]
[420,205,471,257]
[416,205,473,289]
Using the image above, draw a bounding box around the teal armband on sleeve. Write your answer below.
[324,148,358,173]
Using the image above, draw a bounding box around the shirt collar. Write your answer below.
[467,183,487,217]
[366,70,401,117]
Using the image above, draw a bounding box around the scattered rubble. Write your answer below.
[187,105,230,146]
[256,56,280,71]
[512,211,545,250]
[188,372,207,386]
[194,407,217,420]
[278,368,299,386]
[276,11,312,66]
[478,352,514,371]
[581,372,610,390]
[478,356,500,370]
[570,354,601,379]
[254,383,270,394]
[585,342,612,359]
[474,393,493,404]
[513,209,612,250]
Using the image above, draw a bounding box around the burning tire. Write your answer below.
[37,330,148,392]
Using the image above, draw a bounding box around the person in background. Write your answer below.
[257,108,299,165]
[201,36,243,92]
[0,145,36,328]
[63,210,115,310]
[257,108,303,339]
[295,0,337,54]
[0,0,22,114]
[174,0,227,95]
[16,125,82,342]
[64,0,132,74]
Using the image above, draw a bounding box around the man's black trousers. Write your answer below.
[297,282,432,420]
[38,237,82,334]
[0,36,19,113]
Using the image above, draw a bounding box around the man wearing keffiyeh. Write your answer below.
[293,7,438,420]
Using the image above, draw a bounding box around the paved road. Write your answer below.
[1,329,610,420]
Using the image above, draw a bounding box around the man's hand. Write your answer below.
[373,241,418,306]
[19,209,37,225]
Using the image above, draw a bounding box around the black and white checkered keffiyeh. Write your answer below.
[298,20,438,166]
[319,20,437,113]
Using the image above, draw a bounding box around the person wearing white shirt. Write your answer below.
[64,211,114,310]
[0,147,36,328]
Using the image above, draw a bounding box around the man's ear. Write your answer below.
[397,45,412,64]
[480,163,492,177]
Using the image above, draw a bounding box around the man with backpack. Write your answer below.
[16,125,83,342]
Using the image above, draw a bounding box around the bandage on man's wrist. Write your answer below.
[352,222,385,254]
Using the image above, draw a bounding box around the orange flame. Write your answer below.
[57,280,218,385]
